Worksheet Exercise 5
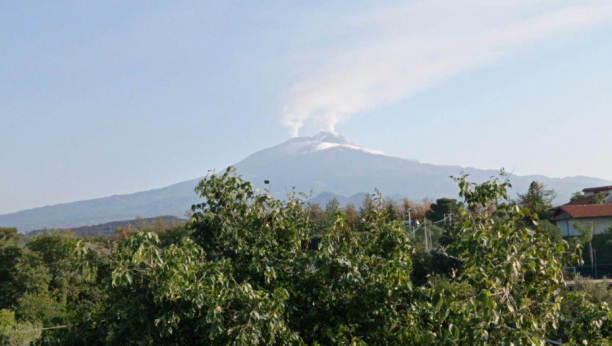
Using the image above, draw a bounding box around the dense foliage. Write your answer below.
[516,181,556,220]
[2,170,610,345]
[27,216,184,238]
[570,191,585,202]
[426,198,462,222]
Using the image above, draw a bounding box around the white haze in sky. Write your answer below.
[280,1,612,137]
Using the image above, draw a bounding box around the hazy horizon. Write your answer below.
[2,1,612,214]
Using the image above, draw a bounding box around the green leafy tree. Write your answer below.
[516,181,556,220]
[343,202,360,230]
[432,172,576,344]
[0,246,50,310]
[573,221,595,273]
[303,202,322,235]
[592,192,607,205]
[0,309,42,346]
[426,198,460,222]
[1,231,110,344]
[26,231,77,292]
[66,167,578,345]
[570,191,585,202]
[359,193,376,220]
[382,197,401,220]
[552,277,612,344]
[572,275,612,306]
[554,291,612,344]
[15,292,64,327]
[322,197,341,229]
[0,228,19,248]
[539,220,563,243]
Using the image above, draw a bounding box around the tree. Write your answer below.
[0,309,41,346]
[343,202,360,230]
[570,191,585,202]
[0,227,19,248]
[403,198,432,221]
[322,197,341,229]
[16,291,64,327]
[573,221,595,276]
[516,181,556,220]
[26,231,77,293]
[324,197,340,214]
[303,202,323,235]
[359,193,376,219]
[0,246,50,310]
[68,167,577,345]
[592,192,607,205]
[382,197,401,220]
[551,276,612,343]
[0,231,109,345]
[426,198,460,222]
[303,202,322,221]
[539,220,563,243]
[441,172,575,344]
[114,224,134,240]
[553,290,612,344]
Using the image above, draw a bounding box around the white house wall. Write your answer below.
[559,217,612,237]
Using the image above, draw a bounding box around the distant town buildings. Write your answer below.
[551,186,612,237]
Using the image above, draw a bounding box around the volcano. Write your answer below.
[2,131,610,231]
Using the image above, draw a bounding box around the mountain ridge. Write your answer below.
[2,131,610,231]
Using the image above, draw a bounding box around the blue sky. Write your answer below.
[2,1,612,214]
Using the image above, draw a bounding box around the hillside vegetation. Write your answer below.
[27,216,185,237]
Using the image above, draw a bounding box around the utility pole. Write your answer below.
[424,219,428,251]
[594,249,598,279]
[264,180,272,197]
[407,209,412,235]
[408,209,412,229]
[444,213,453,225]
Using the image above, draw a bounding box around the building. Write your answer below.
[573,186,612,204]
[551,186,612,237]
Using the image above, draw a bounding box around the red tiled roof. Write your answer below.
[583,186,612,193]
[565,193,609,205]
[552,204,612,220]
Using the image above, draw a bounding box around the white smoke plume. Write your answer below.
[281,1,612,137]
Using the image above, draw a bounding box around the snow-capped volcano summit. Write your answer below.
[310,131,352,145]
[259,131,383,156]
[308,131,384,154]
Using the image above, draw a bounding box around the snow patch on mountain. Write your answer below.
[287,131,384,155]
[313,141,383,154]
